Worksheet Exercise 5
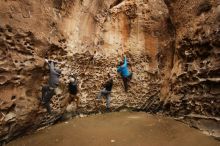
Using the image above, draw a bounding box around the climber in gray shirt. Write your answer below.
[40,59,61,114]
[45,59,61,89]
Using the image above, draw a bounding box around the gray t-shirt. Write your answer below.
[48,62,61,88]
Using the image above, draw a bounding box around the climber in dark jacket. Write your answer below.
[68,77,80,108]
[117,55,132,92]
[97,73,113,110]
[41,85,55,114]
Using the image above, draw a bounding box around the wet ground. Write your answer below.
[7,112,220,146]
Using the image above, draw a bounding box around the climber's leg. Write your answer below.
[41,86,54,114]
[68,94,74,104]
[97,91,103,100]
[122,77,128,92]
[106,94,111,109]
[41,85,49,103]
[75,95,80,108]
[44,102,52,114]
[97,89,107,100]
[128,72,133,80]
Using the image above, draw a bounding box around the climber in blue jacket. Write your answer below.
[117,55,132,92]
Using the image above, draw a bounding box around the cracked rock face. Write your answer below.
[163,0,220,138]
[0,0,219,142]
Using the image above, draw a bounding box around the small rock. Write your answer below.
[110,139,116,143]
[4,112,16,122]
[79,114,86,118]
[119,108,129,112]
[61,113,72,121]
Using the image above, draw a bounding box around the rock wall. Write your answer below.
[0,0,67,142]
[0,0,173,142]
[163,0,220,138]
[58,0,173,113]
[0,0,219,143]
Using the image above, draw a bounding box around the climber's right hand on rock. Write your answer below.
[45,59,49,63]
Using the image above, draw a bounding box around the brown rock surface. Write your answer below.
[162,0,220,138]
[0,0,219,143]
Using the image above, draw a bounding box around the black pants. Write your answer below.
[122,73,132,92]
[44,102,52,114]
[41,86,55,114]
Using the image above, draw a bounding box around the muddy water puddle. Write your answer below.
[7,112,220,146]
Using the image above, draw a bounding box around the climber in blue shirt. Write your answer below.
[117,55,133,92]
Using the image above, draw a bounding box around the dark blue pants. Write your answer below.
[122,73,132,92]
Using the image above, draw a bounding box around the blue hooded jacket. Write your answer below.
[117,56,131,77]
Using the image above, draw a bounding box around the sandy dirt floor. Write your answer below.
[7,112,220,146]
